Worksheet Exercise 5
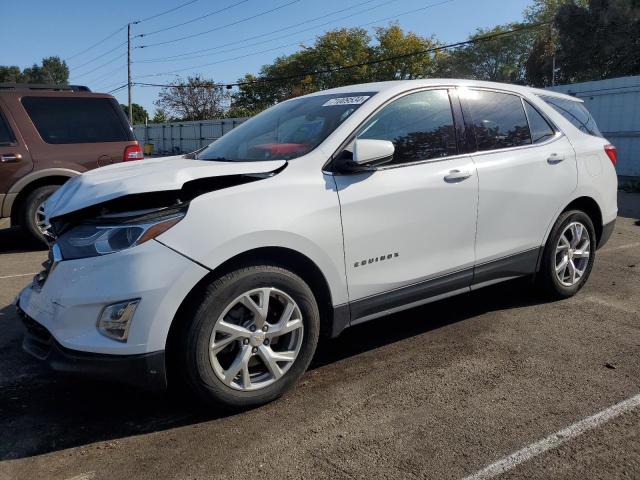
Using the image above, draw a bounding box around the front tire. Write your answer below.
[538,210,597,299]
[176,265,320,408]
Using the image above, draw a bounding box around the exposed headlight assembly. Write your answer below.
[57,209,185,260]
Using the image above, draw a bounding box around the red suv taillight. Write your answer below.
[604,144,617,167]
[124,144,144,161]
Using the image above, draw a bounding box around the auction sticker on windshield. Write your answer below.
[323,96,370,106]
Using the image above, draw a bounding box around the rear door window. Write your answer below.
[539,96,602,137]
[21,97,132,144]
[356,89,458,166]
[0,111,16,145]
[524,101,555,144]
[463,90,532,151]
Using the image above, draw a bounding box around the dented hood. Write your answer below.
[45,155,286,219]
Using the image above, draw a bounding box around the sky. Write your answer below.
[3,0,533,115]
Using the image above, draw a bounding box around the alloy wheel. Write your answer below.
[209,287,304,391]
[555,221,591,287]
[34,200,49,236]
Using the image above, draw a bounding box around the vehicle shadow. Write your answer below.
[0,226,47,254]
[0,277,550,461]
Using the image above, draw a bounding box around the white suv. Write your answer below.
[17,80,617,407]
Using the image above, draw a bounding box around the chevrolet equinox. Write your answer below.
[16,80,617,408]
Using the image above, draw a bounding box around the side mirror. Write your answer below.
[352,139,394,168]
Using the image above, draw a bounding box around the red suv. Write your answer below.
[0,83,142,242]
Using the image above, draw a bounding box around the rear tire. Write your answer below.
[538,210,596,299]
[19,185,59,245]
[175,265,320,408]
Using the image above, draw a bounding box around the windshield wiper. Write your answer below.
[198,156,233,162]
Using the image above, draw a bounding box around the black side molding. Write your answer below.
[349,268,473,323]
[335,248,542,335]
[472,247,541,286]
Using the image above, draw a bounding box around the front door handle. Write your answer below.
[1,153,22,163]
[444,169,472,182]
[547,153,565,164]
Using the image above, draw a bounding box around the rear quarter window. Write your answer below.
[21,97,133,144]
[539,95,602,138]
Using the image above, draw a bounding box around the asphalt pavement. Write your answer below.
[0,192,639,480]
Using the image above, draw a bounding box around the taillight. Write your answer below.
[604,144,617,167]
[124,144,144,161]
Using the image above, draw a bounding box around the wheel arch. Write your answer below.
[8,169,78,224]
[166,246,339,365]
[561,196,603,245]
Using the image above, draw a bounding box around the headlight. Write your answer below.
[57,211,184,260]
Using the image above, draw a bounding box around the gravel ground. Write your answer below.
[0,192,638,480]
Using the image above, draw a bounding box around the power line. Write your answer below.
[72,51,127,80]
[107,83,129,94]
[132,0,452,78]
[83,64,128,87]
[134,41,313,79]
[134,0,200,24]
[136,0,453,69]
[68,0,200,69]
[65,25,127,61]
[136,0,250,38]
[135,0,403,64]
[70,41,127,71]
[138,0,303,49]
[134,21,551,89]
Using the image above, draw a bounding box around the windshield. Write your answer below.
[196,92,375,161]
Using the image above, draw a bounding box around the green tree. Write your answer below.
[554,0,640,83]
[121,103,149,124]
[437,24,531,83]
[232,25,444,114]
[22,57,69,84]
[370,25,442,81]
[0,57,69,85]
[151,108,169,123]
[523,0,589,86]
[0,66,23,83]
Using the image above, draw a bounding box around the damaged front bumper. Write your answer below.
[18,308,167,391]
[16,238,209,390]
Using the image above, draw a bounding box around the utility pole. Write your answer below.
[127,22,133,124]
[551,54,556,87]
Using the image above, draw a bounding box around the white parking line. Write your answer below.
[462,393,640,480]
[0,273,35,280]
[64,472,96,480]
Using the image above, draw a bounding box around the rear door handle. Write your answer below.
[547,153,565,164]
[444,169,472,182]
[0,153,22,163]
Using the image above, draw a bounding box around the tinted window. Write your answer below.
[464,90,531,151]
[21,97,131,144]
[0,112,15,145]
[524,101,555,143]
[357,89,457,166]
[197,92,374,161]
[540,95,602,137]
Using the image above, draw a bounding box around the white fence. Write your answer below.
[133,118,247,155]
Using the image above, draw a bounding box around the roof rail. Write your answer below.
[0,83,91,92]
